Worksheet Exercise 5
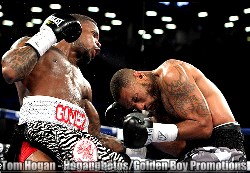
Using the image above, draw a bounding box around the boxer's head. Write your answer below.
[110,68,160,111]
[70,14,101,64]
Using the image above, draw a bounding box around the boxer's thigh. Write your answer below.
[26,149,53,162]
[24,149,56,173]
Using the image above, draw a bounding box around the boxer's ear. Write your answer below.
[133,71,145,79]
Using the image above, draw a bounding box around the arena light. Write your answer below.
[138,30,146,35]
[87,6,99,13]
[30,7,43,13]
[0,12,3,18]
[111,20,122,25]
[105,12,116,18]
[100,25,111,31]
[146,11,157,17]
[159,2,171,6]
[142,33,151,39]
[243,8,250,14]
[161,16,172,22]
[229,16,239,22]
[176,2,189,7]
[247,36,250,42]
[31,18,43,25]
[2,20,14,26]
[166,23,176,29]
[0,5,2,9]
[198,12,208,18]
[153,29,164,34]
[224,22,234,28]
[245,26,250,32]
[49,4,61,10]
[26,22,34,28]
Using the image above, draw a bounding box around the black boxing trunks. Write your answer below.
[178,122,247,163]
[18,96,130,172]
[211,122,245,154]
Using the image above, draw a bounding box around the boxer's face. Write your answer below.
[73,21,101,64]
[119,79,160,111]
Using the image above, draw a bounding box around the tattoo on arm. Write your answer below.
[167,66,210,118]
[8,47,38,79]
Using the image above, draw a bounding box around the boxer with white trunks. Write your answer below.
[1,13,129,172]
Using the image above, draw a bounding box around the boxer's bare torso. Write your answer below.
[153,59,235,127]
[117,59,236,157]
[14,38,91,106]
[11,37,96,170]
[2,36,124,170]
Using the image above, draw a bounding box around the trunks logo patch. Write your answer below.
[55,104,87,131]
[73,138,98,162]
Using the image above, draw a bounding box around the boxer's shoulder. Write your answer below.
[9,36,30,49]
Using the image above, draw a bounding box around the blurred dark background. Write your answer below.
[0,0,249,156]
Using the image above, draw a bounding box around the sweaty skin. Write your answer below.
[2,19,124,171]
[118,59,235,156]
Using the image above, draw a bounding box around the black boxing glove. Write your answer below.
[105,102,140,128]
[26,13,82,57]
[123,112,153,149]
[123,113,179,149]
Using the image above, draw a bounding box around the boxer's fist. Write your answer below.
[40,13,82,43]
[123,112,153,149]
[26,13,82,56]
[105,102,139,128]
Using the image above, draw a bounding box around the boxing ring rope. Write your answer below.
[1,107,250,171]
[1,107,249,137]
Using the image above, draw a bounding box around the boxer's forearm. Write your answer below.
[88,121,101,136]
[83,99,125,152]
[83,99,101,136]
[152,140,186,157]
[97,133,126,153]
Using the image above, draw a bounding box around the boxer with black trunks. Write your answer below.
[1,13,129,172]
[108,59,246,162]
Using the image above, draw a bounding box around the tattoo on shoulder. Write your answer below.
[166,66,210,117]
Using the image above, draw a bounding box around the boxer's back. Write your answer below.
[157,59,235,127]
[176,60,236,126]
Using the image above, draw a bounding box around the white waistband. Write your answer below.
[214,122,239,129]
[19,96,89,132]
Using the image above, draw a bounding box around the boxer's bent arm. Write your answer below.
[83,99,125,153]
[83,99,101,136]
[2,37,38,84]
[97,133,126,153]
[152,140,186,157]
[162,63,213,140]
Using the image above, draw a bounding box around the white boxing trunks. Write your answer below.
[17,96,130,172]
[19,95,89,131]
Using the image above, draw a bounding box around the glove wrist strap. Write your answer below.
[126,147,147,159]
[25,25,57,57]
[146,123,178,145]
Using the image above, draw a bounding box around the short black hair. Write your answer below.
[70,14,97,26]
[110,68,134,101]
